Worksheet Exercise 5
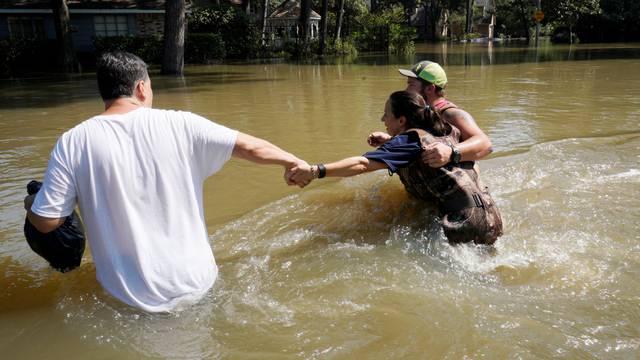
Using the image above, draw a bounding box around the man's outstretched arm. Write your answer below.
[232,132,310,187]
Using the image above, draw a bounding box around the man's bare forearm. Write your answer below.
[445,109,493,161]
[232,132,301,167]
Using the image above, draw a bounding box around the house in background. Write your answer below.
[266,0,320,48]
[0,0,182,52]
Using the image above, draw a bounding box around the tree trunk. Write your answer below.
[425,0,443,42]
[51,0,76,73]
[162,0,186,75]
[335,0,345,41]
[465,0,474,34]
[319,0,328,55]
[261,0,269,44]
[518,0,530,42]
[299,0,312,41]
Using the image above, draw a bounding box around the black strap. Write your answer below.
[441,192,485,213]
[317,164,326,178]
[445,161,475,170]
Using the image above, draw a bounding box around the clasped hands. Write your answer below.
[284,160,315,188]
[285,131,452,188]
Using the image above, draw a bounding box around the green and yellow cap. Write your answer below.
[399,61,448,88]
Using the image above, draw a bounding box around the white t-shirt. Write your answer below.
[31,108,238,312]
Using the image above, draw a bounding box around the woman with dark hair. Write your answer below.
[289,91,503,245]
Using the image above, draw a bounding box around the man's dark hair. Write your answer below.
[96,51,149,101]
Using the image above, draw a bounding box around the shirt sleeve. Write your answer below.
[31,136,77,218]
[363,133,423,174]
[185,112,239,179]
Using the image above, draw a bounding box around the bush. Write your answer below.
[326,38,358,57]
[461,32,483,41]
[0,38,58,77]
[188,5,262,59]
[388,24,415,54]
[93,34,225,64]
[93,35,163,63]
[185,33,225,63]
[351,5,414,54]
[282,40,316,59]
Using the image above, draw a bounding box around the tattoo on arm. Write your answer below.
[445,108,476,125]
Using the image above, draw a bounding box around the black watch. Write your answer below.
[450,145,461,164]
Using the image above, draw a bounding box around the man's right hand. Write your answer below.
[286,162,314,188]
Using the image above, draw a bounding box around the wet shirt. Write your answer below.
[31,108,238,312]
[363,132,423,173]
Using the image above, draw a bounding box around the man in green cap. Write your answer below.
[397,60,493,168]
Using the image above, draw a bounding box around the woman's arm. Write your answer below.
[288,156,387,185]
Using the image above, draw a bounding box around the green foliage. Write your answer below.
[185,33,226,63]
[388,23,416,54]
[327,38,359,57]
[93,33,226,64]
[461,32,483,40]
[352,5,414,53]
[282,40,315,59]
[93,35,163,63]
[544,0,601,25]
[495,0,535,39]
[187,5,262,58]
[0,38,58,77]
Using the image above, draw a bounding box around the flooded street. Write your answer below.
[1,42,639,358]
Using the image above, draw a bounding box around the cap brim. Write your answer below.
[398,68,417,78]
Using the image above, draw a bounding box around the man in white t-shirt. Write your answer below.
[23,51,310,312]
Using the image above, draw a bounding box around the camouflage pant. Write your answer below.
[440,190,503,245]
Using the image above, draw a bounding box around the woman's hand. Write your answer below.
[286,163,315,188]
[367,132,392,147]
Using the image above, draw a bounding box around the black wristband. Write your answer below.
[317,164,326,178]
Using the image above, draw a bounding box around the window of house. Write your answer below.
[94,15,129,37]
[7,17,45,39]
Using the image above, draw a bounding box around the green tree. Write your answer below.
[544,0,600,43]
[495,0,534,40]
[598,0,640,41]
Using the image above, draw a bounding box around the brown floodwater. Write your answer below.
[1,42,639,359]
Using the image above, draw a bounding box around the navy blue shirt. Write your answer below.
[363,132,423,174]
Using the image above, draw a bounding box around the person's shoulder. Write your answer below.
[145,108,206,122]
[60,115,102,140]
